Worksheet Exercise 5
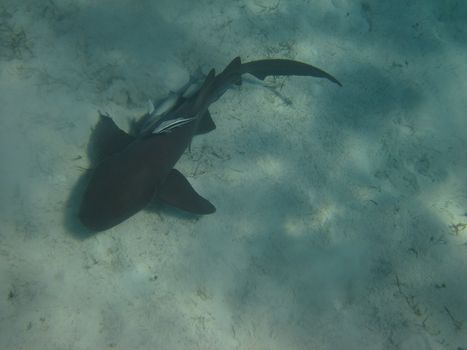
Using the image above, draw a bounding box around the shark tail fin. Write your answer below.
[240,59,342,86]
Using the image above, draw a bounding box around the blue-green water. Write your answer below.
[1,1,466,349]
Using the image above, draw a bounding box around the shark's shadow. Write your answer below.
[65,170,92,239]
[64,119,110,239]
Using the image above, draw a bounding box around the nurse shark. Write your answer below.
[78,57,341,231]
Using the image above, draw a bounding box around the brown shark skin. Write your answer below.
[79,125,192,231]
[79,70,216,232]
[78,57,340,232]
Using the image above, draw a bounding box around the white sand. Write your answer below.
[1,0,466,349]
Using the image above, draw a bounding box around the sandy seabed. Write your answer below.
[1,1,466,349]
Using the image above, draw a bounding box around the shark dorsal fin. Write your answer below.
[224,56,241,72]
[219,56,242,86]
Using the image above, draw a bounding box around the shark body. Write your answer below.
[78,57,341,232]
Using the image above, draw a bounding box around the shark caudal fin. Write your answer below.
[239,58,342,86]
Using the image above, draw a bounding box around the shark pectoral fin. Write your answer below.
[88,113,135,164]
[157,169,216,215]
[195,110,216,135]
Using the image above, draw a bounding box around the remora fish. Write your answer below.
[78,57,341,231]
